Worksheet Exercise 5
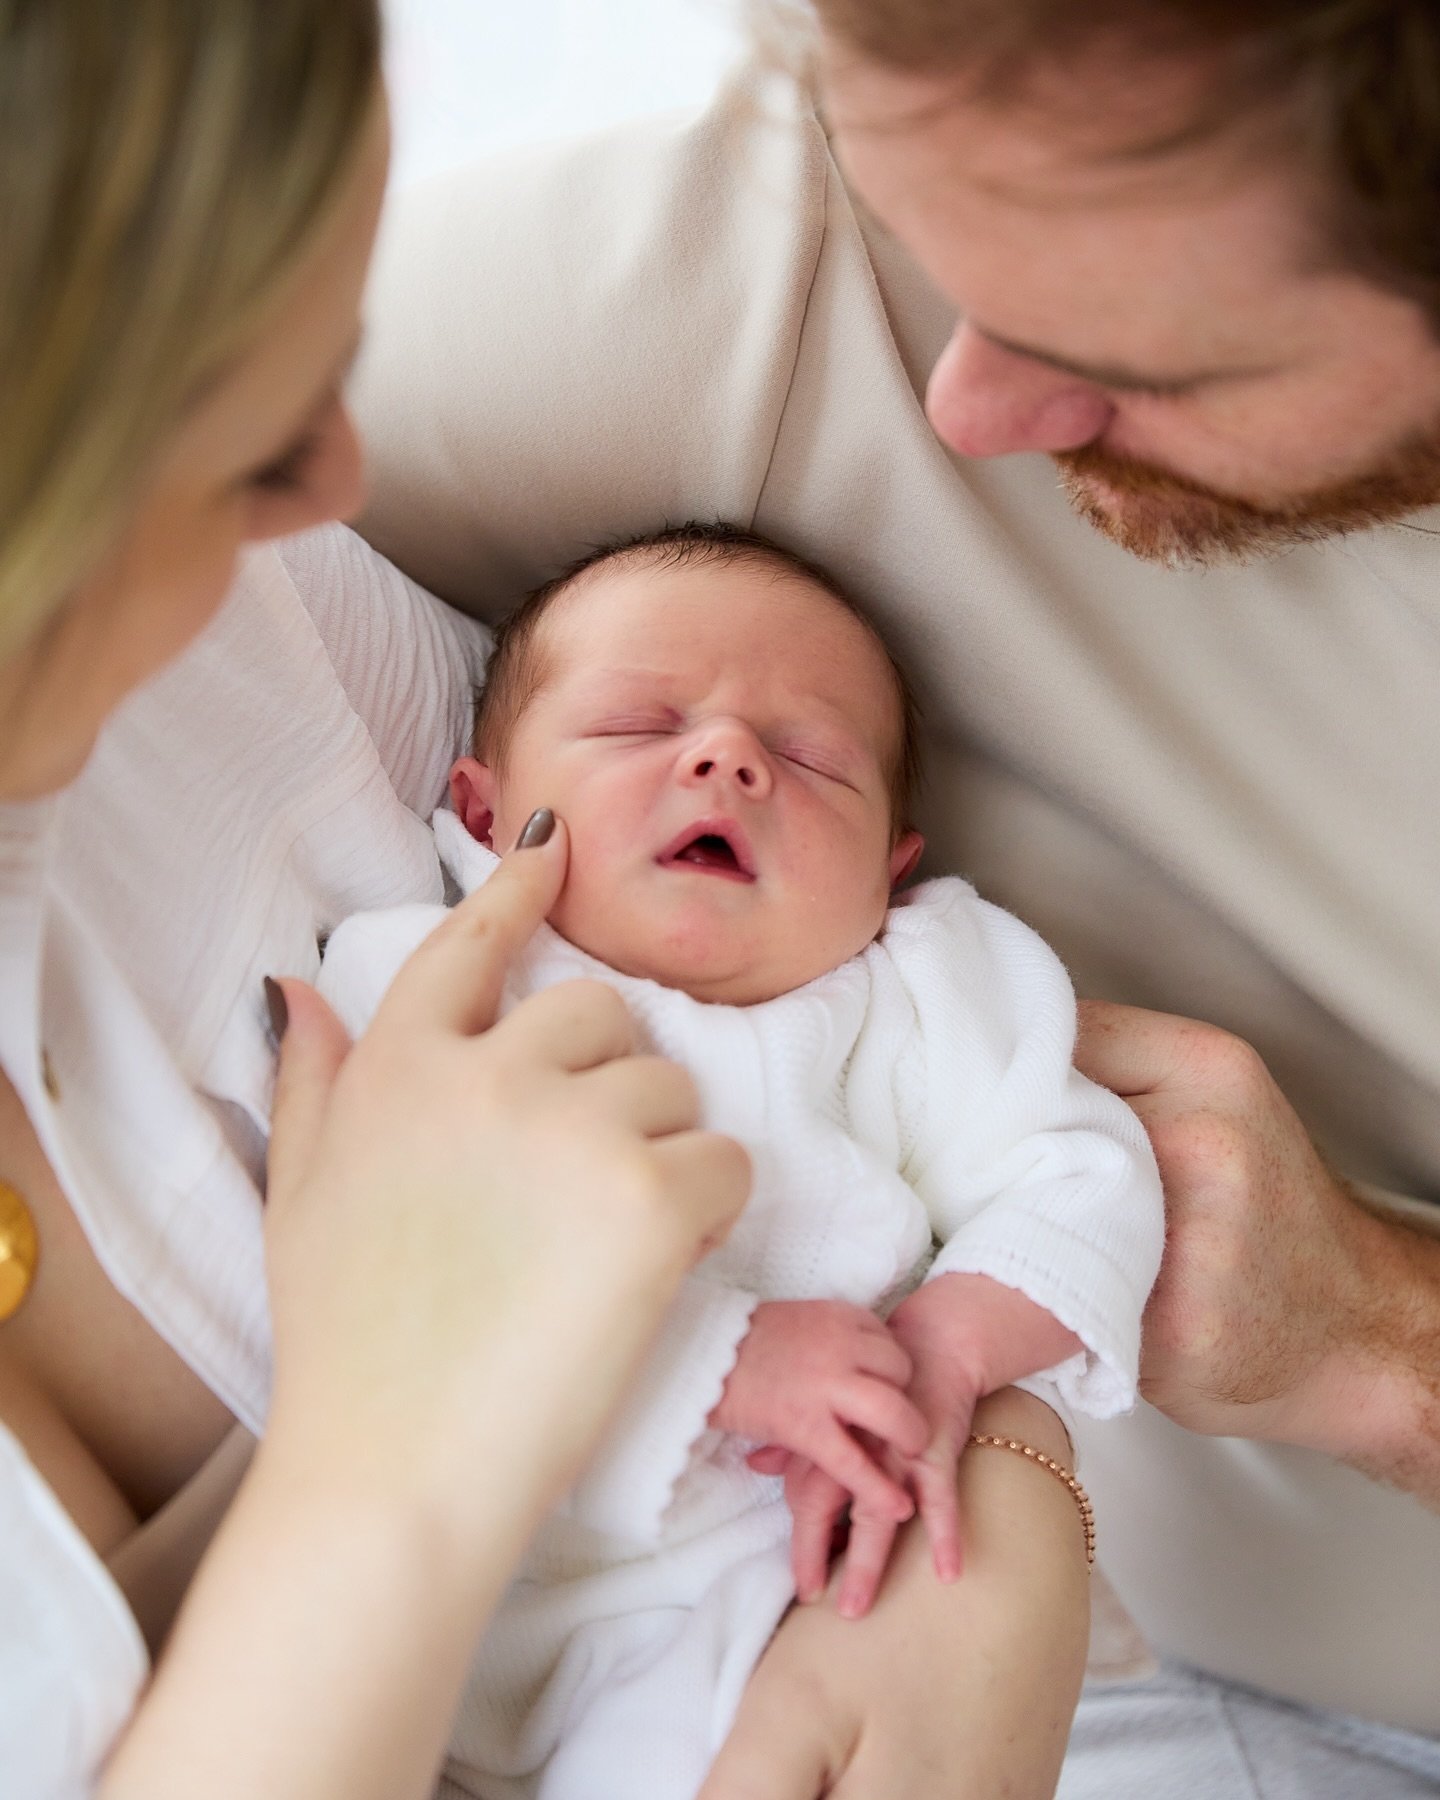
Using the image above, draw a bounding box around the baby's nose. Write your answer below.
[683,721,772,795]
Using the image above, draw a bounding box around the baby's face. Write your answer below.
[454,559,921,1004]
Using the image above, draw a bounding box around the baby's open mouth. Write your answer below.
[657,823,756,883]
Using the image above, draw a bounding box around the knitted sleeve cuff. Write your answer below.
[561,1278,759,1545]
[927,1209,1145,1419]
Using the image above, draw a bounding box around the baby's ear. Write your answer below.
[889,829,924,889]
[450,756,498,847]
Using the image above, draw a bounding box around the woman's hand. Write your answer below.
[262,811,751,1526]
[701,1388,1090,1800]
[104,813,751,1800]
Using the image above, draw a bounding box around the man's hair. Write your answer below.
[473,520,923,829]
[802,0,1440,323]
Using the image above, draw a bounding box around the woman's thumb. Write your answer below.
[264,977,353,1207]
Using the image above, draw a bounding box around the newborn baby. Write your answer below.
[317,523,1164,1800]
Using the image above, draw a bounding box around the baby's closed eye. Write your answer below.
[584,713,680,738]
[776,744,858,787]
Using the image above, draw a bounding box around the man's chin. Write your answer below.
[1056,469,1319,565]
[1054,437,1440,568]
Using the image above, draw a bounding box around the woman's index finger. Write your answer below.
[372,814,569,1039]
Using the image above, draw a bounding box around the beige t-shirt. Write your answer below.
[351,64,1440,1732]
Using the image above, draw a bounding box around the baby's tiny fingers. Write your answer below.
[911,1450,964,1584]
[786,1462,848,1604]
[834,1377,930,1461]
[836,1506,901,1620]
[855,1324,915,1389]
[745,1445,791,1477]
[812,1424,913,1524]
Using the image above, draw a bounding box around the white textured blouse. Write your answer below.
[0,524,489,1798]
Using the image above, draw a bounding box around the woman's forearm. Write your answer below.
[702,1387,1091,1800]
[99,1429,534,1800]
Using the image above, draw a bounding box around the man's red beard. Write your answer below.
[1054,426,1440,565]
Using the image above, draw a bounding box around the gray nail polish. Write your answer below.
[263,976,288,1046]
[516,807,556,850]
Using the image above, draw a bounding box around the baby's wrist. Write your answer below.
[897,1272,1080,1394]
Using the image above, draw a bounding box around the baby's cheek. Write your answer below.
[546,854,634,965]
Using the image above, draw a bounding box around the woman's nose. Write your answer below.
[681,721,773,798]
[925,323,1115,458]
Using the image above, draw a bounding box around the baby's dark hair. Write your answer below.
[473,520,923,829]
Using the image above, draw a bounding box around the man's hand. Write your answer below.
[1076,999,1440,1498]
[710,1300,929,1525]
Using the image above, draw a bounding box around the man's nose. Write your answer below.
[925,323,1115,458]
[680,719,773,798]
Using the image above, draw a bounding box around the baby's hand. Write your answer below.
[710,1300,929,1525]
[755,1277,1084,1618]
[881,1274,1084,1605]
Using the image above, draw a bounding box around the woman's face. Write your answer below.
[0,109,390,802]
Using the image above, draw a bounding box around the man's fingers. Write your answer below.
[371,814,569,1039]
[1074,998,1194,1097]
[834,1378,930,1461]
[264,979,352,1207]
[1075,997,1263,1103]
[572,1054,698,1137]
[836,1505,901,1620]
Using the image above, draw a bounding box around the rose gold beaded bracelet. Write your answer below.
[967,1433,1096,1567]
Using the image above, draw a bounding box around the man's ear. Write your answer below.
[450,756,499,847]
[889,829,924,889]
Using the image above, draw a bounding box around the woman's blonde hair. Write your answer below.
[0,0,382,656]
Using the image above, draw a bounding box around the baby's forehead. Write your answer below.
[543,553,894,703]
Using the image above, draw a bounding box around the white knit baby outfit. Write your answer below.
[319,809,1165,1800]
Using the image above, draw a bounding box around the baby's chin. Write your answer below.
[557,904,888,1006]
[546,869,892,1005]
[548,906,798,1006]
[580,932,794,1006]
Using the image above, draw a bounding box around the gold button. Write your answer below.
[40,1048,59,1104]
[0,1180,39,1322]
